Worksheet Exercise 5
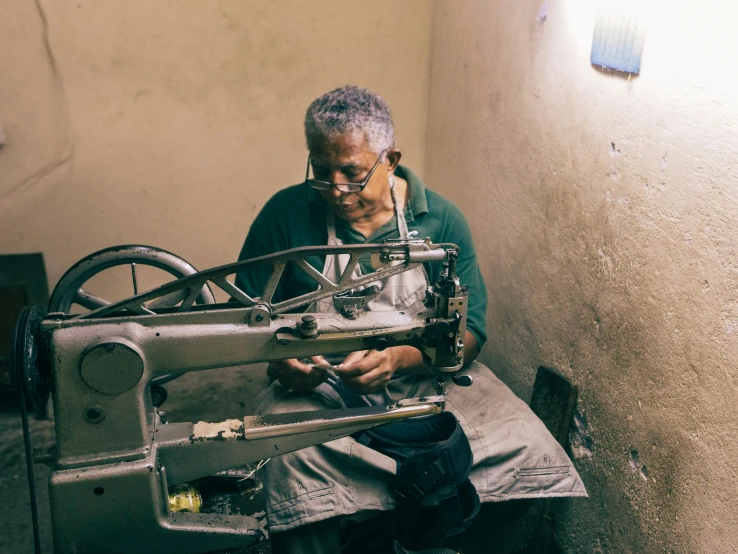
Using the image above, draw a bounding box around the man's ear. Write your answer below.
[386,149,402,173]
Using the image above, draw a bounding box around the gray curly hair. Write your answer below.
[304,85,395,154]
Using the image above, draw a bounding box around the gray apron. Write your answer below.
[256,181,587,533]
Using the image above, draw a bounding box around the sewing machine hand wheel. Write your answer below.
[49,245,216,313]
[49,245,216,385]
[12,306,50,412]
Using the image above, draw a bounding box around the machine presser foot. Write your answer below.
[433,371,474,396]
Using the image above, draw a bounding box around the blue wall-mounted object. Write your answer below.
[591,7,647,74]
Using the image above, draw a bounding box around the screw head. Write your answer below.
[300,315,318,331]
[299,314,319,337]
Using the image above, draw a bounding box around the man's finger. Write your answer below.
[337,350,369,369]
[277,362,328,391]
[342,368,389,394]
[310,365,328,379]
[275,359,322,377]
[336,350,383,378]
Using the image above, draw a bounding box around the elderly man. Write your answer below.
[236,86,586,553]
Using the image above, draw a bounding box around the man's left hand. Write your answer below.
[334,349,397,394]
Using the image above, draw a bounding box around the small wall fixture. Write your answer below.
[591,4,647,74]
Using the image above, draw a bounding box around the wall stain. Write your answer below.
[1,0,76,199]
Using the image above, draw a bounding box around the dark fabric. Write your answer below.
[234,165,488,347]
[353,412,480,548]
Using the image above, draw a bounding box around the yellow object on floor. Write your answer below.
[168,483,202,513]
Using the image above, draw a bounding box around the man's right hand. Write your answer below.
[269,357,330,391]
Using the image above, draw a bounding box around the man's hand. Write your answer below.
[269,357,330,391]
[335,349,398,394]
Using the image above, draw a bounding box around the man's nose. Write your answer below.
[328,185,345,199]
[324,171,348,196]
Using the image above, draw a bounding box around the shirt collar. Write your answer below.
[395,165,428,220]
[307,165,429,219]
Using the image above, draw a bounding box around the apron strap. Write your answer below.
[389,175,411,240]
[326,209,339,243]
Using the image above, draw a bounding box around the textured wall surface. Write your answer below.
[425,0,738,552]
[0,0,433,300]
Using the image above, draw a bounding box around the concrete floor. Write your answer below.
[0,363,271,554]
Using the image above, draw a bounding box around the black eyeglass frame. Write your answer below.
[304,150,388,193]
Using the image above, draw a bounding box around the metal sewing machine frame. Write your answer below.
[12,238,469,554]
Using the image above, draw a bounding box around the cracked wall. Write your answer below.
[0,0,433,300]
[425,0,738,552]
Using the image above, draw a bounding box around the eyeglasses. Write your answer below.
[305,150,387,193]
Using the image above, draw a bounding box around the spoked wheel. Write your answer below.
[49,245,216,385]
[49,244,216,313]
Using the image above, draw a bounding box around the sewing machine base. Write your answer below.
[48,396,444,553]
[50,451,263,554]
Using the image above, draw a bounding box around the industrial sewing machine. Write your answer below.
[12,239,470,554]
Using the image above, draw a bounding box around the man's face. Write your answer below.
[309,133,399,223]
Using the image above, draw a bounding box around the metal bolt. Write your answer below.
[299,315,318,338]
[150,385,168,408]
[255,314,264,322]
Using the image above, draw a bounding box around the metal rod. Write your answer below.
[131,263,139,295]
[20,389,42,554]
[74,289,110,310]
[243,402,442,440]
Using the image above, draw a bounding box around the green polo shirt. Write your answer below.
[235,166,488,347]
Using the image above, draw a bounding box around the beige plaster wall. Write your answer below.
[426,1,738,552]
[0,0,433,301]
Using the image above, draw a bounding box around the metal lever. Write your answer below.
[452,373,473,387]
[333,285,381,319]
